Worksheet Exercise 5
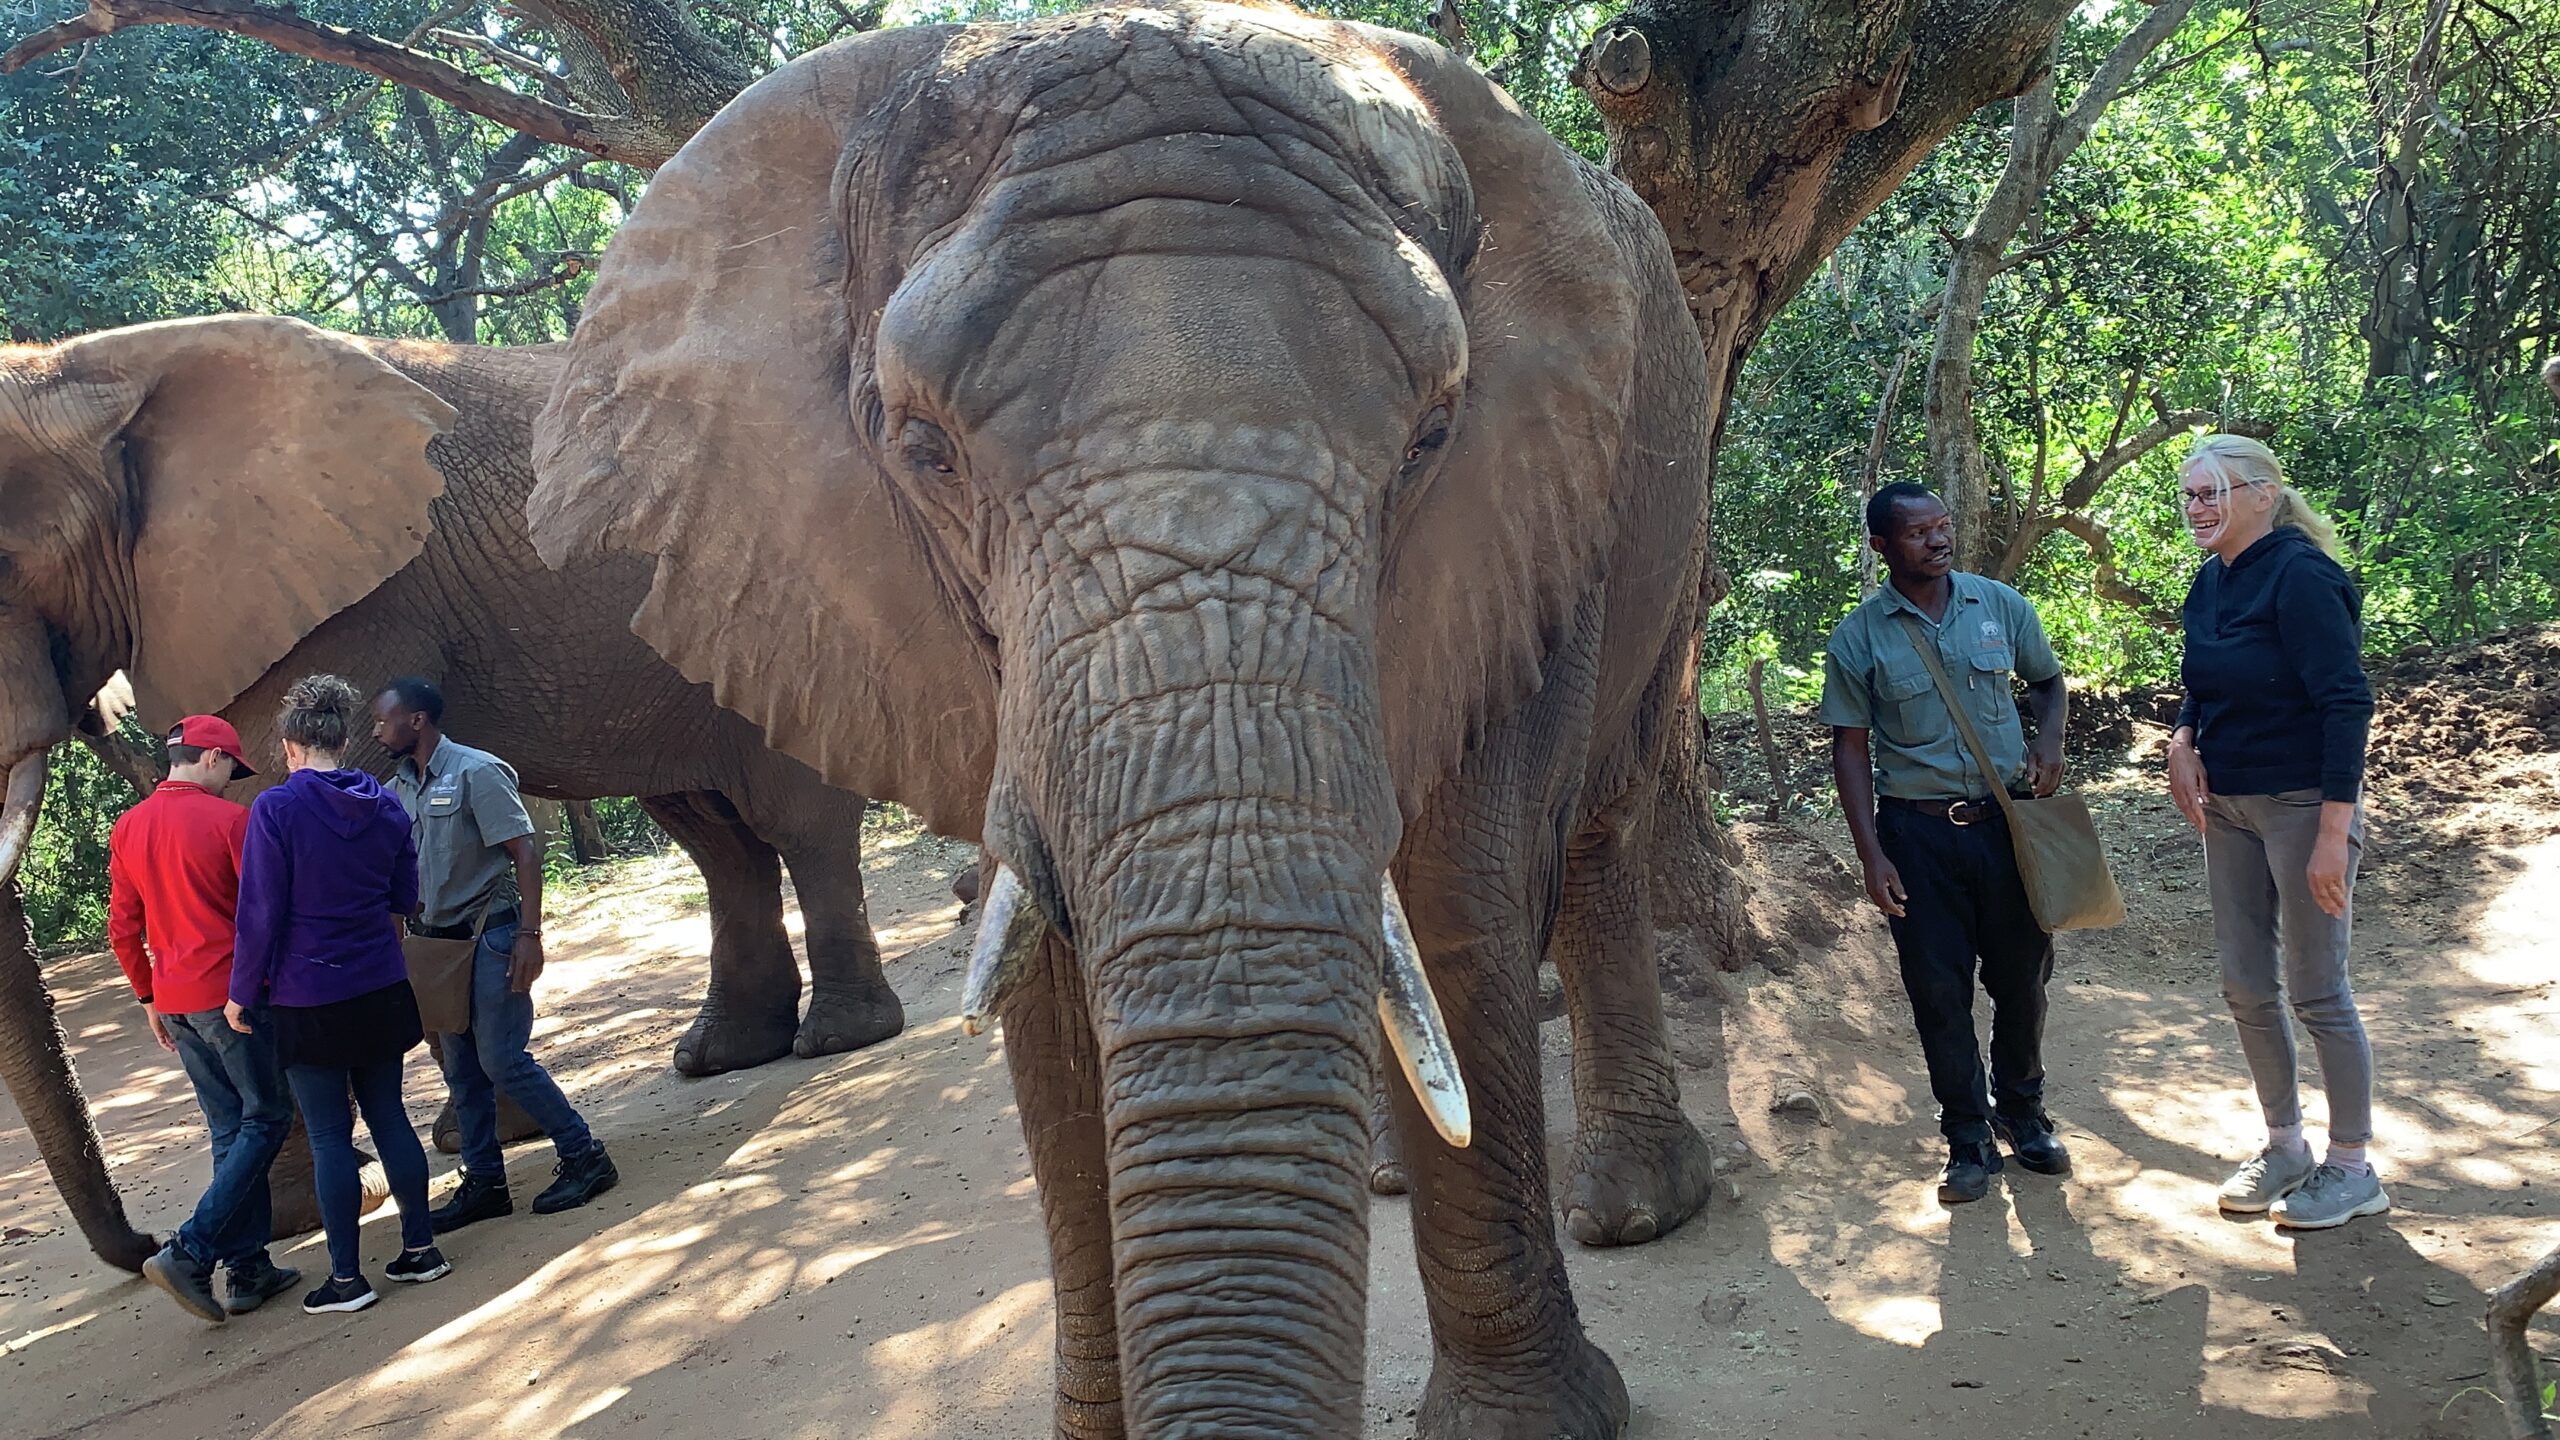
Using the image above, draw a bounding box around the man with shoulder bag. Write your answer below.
[375,677,617,1228]
[1821,484,2119,1204]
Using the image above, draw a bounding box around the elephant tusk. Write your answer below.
[0,754,48,893]
[960,864,1050,1037]
[1378,877,1471,1149]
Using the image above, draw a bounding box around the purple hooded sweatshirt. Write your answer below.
[230,768,420,1010]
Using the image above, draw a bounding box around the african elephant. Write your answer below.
[527,6,1715,1435]
[0,315,905,1273]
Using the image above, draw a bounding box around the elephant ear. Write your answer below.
[1353,28,1654,814]
[27,316,456,724]
[529,26,999,839]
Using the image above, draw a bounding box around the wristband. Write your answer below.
[516,928,542,937]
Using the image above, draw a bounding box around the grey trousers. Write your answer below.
[2203,790,2374,1145]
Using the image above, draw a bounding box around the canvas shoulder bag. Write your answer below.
[1897,616,2126,932]
[402,894,497,1035]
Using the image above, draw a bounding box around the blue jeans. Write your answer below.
[436,919,593,1178]
[284,1056,434,1280]
[163,1008,292,1269]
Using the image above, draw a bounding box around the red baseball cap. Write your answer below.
[169,716,256,776]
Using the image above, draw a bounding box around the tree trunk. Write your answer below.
[1584,0,2079,969]
[565,799,610,863]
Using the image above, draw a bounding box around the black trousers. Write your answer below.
[1876,801,2056,1145]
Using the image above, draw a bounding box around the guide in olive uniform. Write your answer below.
[375,676,618,1224]
[1821,484,2074,1205]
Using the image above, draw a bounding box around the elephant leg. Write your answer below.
[1552,801,1714,1248]
[0,881,154,1272]
[1390,596,1628,1440]
[264,1105,390,1238]
[997,932,1124,1440]
[424,1032,545,1153]
[644,793,801,1077]
[763,816,904,1059]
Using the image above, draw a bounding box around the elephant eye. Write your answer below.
[900,418,959,479]
[1402,403,1453,468]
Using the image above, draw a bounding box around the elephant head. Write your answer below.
[530,4,1636,1429]
[0,314,454,1267]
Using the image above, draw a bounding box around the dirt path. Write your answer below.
[5,765,2556,1439]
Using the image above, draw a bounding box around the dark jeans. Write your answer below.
[1876,802,2056,1146]
[284,1056,435,1280]
[163,1007,292,1269]
[436,918,593,1178]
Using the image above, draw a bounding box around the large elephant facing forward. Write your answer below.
[529,6,1715,1436]
[0,317,911,1273]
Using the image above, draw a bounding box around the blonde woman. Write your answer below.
[2165,435,2381,1230]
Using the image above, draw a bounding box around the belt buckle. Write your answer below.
[1946,800,1980,827]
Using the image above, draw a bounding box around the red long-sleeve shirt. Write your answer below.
[107,781,249,1015]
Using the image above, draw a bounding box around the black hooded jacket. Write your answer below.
[2174,526,2373,803]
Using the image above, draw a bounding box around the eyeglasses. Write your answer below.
[2179,487,2224,512]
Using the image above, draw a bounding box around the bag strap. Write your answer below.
[1894,611,2020,821]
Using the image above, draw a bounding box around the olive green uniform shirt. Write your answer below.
[1819,573,2062,801]
[389,737,536,929]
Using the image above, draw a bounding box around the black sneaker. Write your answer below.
[222,1256,303,1314]
[430,1170,515,1234]
[1938,1140,2005,1205]
[302,1275,379,1315]
[386,1246,452,1284]
[142,1241,227,1324]
[532,1144,619,1215]
[1993,1112,2073,1177]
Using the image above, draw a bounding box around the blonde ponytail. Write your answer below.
[2183,433,2341,558]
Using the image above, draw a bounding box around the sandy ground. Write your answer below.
[6,754,2557,1440]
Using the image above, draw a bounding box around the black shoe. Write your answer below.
[430,1170,515,1234]
[222,1257,303,1314]
[386,1246,452,1284]
[532,1145,619,1215]
[302,1275,378,1315]
[1993,1112,2073,1177]
[143,1241,227,1324]
[1938,1141,2004,1204]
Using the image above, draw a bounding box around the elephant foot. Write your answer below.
[794,984,905,1059]
[1370,1156,1409,1196]
[431,1096,547,1155]
[1418,1338,1629,1440]
[1369,1112,1408,1196]
[1560,1114,1716,1248]
[674,1006,799,1077]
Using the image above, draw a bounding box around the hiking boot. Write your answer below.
[385,1246,452,1284]
[1992,1112,2073,1177]
[2271,1163,2390,1231]
[430,1170,514,1234]
[142,1241,227,1324]
[532,1144,619,1215]
[302,1275,378,1315]
[2217,1145,2318,1214]
[1938,1140,2004,1205]
[221,1256,303,1315]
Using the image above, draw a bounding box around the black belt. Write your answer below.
[1881,796,2004,827]
[407,905,518,941]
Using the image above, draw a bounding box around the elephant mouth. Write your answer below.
[961,860,1473,1148]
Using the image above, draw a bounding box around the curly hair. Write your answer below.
[279,673,363,755]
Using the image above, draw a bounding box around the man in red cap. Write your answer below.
[110,716,300,1323]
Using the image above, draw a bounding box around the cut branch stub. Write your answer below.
[1586,24,1654,96]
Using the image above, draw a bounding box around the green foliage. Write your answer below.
[21,728,162,950]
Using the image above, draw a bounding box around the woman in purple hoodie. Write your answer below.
[226,674,450,1314]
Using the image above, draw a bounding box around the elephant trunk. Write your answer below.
[1006,519,1403,1434]
[0,876,156,1273]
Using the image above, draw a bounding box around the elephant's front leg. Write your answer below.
[1552,801,1715,1248]
[1388,594,1628,1440]
[642,793,802,1076]
[998,933,1124,1440]
[770,816,904,1058]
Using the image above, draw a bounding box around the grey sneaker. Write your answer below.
[2217,1145,2318,1214]
[142,1241,228,1324]
[2271,1163,2389,1230]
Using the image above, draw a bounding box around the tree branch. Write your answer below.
[2052,513,2180,628]
[2,0,691,167]
[2486,1241,2560,1440]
